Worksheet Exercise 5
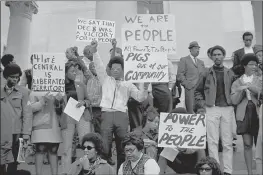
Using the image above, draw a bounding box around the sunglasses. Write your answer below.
[82,146,95,150]
[199,167,212,172]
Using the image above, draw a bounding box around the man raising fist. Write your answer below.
[89,40,149,172]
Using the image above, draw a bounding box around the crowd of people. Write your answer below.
[0,31,262,175]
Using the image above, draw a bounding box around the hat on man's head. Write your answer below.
[188,41,200,49]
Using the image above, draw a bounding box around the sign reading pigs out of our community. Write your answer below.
[76,18,115,43]
[158,113,206,149]
[32,53,65,96]
[121,14,176,83]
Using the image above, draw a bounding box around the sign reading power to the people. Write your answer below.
[121,14,176,83]
[158,113,206,149]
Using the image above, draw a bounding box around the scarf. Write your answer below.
[82,157,102,175]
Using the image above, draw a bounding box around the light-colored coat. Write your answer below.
[231,75,262,121]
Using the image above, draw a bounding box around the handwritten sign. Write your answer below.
[76,18,115,43]
[122,14,176,53]
[158,113,206,149]
[122,14,176,83]
[32,53,65,96]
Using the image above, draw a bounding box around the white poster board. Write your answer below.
[32,53,65,96]
[158,113,206,149]
[76,18,115,43]
[121,14,176,83]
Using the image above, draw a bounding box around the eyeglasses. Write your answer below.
[247,63,258,67]
[82,146,95,150]
[124,147,136,154]
[199,167,212,172]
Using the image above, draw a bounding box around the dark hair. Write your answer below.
[210,45,226,56]
[14,170,31,175]
[81,133,104,156]
[65,60,76,74]
[243,32,253,40]
[1,54,14,67]
[142,106,159,128]
[122,132,144,151]
[3,63,22,79]
[207,47,213,55]
[196,157,223,175]
[241,53,259,66]
[108,56,124,70]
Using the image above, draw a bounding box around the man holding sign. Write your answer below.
[89,40,150,171]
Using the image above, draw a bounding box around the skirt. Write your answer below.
[236,101,259,138]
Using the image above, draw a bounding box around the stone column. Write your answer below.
[251,1,262,45]
[5,1,38,70]
[95,1,137,64]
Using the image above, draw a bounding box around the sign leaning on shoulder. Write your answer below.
[76,18,115,43]
[121,14,176,83]
[158,113,206,149]
[32,53,65,96]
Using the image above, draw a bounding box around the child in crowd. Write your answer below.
[133,106,159,160]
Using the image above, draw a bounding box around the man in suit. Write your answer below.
[232,32,257,77]
[177,41,205,113]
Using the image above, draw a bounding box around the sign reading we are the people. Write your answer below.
[32,53,65,95]
[76,18,115,43]
[158,113,206,149]
[121,14,176,83]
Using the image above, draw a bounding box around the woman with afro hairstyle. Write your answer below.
[196,156,223,175]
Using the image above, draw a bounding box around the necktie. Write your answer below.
[194,57,197,64]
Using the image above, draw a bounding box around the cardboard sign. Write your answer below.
[32,53,65,96]
[76,18,115,43]
[158,113,206,149]
[122,14,176,83]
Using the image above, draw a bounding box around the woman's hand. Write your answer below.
[76,100,86,108]
[40,92,52,105]
[144,139,156,148]
[236,85,248,92]
[55,92,63,101]
[80,155,90,170]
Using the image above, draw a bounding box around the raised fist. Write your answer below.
[111,38,117,47]
[90,40,98,54]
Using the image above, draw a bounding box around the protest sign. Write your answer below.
[158,113,206,149]
[121,14,176,83]
[76,18,115,43]
[32,53,65,96]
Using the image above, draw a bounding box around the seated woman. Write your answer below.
[67,133,115,175]
[195,156,223,175]
[133,106,159,160]
[118,132,160,175]
[158,107,206,174]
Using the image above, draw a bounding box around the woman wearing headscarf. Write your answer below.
[231,53,262,175]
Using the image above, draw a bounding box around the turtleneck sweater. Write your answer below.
[213,65,228,107]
